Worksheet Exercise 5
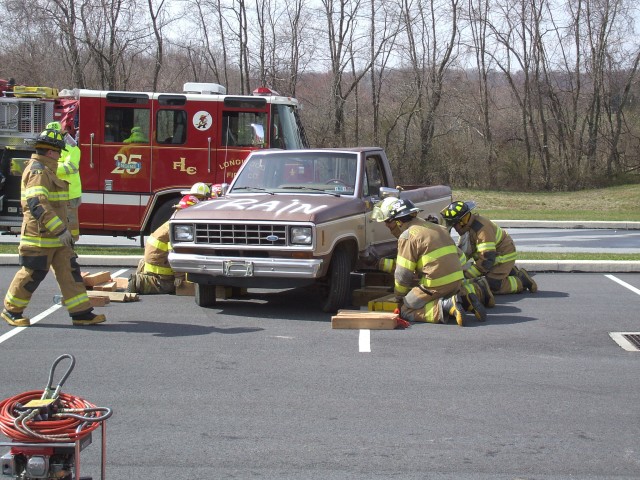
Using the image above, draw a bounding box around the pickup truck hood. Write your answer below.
[172,193,364,224]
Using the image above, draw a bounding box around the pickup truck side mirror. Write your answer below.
[379,186,401,199]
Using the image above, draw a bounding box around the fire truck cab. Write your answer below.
[0,82,307,237]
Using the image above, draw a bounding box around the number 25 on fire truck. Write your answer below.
[0,82,307,237]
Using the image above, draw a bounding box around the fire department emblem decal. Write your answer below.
[193,111,213,131]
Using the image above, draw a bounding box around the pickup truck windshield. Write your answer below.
[232,152,357,195]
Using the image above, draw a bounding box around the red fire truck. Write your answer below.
[0,82,308,237]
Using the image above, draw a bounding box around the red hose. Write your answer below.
[0,389,104,443]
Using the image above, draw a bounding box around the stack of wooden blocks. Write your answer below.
[81,271,139,306]
[330,271,401,330]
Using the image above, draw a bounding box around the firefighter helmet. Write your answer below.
[181,182,211,198]
[46,121,62,131]
[372,197,421,223]
[35,128,66,151]
[441,201,476,226]
[176,194,200,209]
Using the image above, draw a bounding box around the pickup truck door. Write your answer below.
[363,154,397,259]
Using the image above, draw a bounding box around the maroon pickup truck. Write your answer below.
[169,147,452,312]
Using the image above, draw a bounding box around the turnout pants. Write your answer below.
[400,280,461,323]
[4,245,91,316]
[127,259,175,295]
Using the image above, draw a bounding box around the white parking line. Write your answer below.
[359,329,371,353]
[0,268,129,345]
[605,274,640,295]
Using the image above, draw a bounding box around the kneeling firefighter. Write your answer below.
[440,200,537,295]
[372,197,486,326]
[127,194,200,294]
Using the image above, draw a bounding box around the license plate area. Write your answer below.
[223,260,254,277]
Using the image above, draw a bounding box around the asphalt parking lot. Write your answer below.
[1,267,639,479]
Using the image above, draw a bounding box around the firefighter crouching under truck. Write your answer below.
[372,197,486,326]
[127,193,203,295]
[1,129,106,327]
[440,200,537,295]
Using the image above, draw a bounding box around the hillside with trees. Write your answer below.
[1,0,638,191]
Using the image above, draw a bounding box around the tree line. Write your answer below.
[1,0,639,190]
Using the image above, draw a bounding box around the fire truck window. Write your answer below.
[222,111,267,147]
[156,109,187,144]
[105,107,149,143]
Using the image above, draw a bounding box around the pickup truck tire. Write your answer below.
[321,246,352,313]
[195,283,217,307]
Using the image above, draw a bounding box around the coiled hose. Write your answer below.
[0,354,112,443]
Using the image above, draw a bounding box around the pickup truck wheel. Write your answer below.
[195,283,217,307]
[321,247,352,313]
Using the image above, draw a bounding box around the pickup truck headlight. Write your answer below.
[290,226,312,245]
[174,225,194,242]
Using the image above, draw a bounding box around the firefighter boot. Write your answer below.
[461,292,487,322]
[474,277,496,308]
[1,309,30,327]
[517,268,538,293]
[72,310,107,326]
[441,294,465,326]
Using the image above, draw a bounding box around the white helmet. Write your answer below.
[181,182,211,198]
[372,197,421,222]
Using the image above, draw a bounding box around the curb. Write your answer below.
[0,254,142,267]
[496,220,640,230]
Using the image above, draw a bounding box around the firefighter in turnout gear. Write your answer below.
[47,121,82,241]
[2,129,106,327]
[127,194,200,294]
[372,197,486,325]
[426,214,496,311]
[441,200,537,295]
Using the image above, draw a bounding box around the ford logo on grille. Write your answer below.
[266,235,280,242]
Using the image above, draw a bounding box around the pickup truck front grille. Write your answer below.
[194,223,288,246]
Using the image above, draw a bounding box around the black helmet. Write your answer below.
[440,200,476,226]
[35,128,66,151]
[383,198,421,222]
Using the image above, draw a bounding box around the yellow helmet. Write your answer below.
[181,182,211,198]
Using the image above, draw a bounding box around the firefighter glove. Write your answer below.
[58,229,73,247]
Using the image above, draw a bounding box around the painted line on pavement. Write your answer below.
[0,268,129,345]
[359,329,371,353]
[605,274,640,295]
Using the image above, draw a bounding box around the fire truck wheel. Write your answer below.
[195,283,217,307]
[321,245,352,313]
[150,198,179,233]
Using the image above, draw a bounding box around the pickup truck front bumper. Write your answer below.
[168,252,324,280]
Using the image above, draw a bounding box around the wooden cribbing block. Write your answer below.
[89,296,110,307]
[113,277,130,290]
[331,310,398,329]
[351,286,392,307]
[93,281,117,291]
[368,293,401,312]
[364,272,394,287]
[176,280,196,296]
[215,286,233,299]
[87,291,139,302]
[83,271,112,287]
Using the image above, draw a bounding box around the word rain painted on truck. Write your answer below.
[0,83,308,237]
